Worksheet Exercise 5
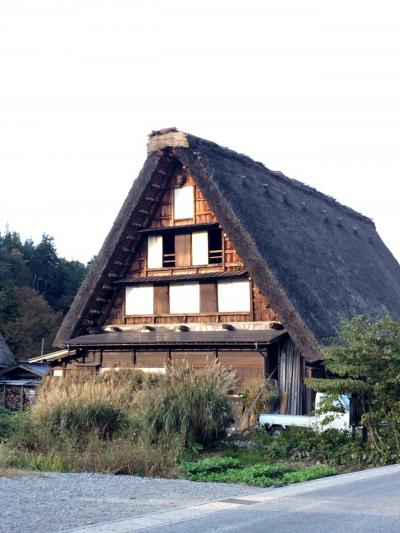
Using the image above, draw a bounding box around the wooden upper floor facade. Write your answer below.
[104,168,280,327]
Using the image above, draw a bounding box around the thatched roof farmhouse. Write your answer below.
[40,128,400,414]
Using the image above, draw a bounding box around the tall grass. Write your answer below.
[146,361,237,446]
[34,368,147,417]
[1,362,236,475]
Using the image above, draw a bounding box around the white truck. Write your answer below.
[259,393,350,434]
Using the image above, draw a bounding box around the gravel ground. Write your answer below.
[0,471,263,533]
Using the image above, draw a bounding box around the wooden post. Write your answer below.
[280,391,288,414]
[305,367,313,414]
[20,386,24,412]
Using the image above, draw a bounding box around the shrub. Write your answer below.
[145,361,236,447]
[248,426,365,468]
[240,379,279,427]
[72,432,184,477]
[307,316,400,462]
[0,431,182,477]
[0,407,14,439]
[4,413,47,451]
[44,402,127,440]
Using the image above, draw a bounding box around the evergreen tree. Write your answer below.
[0,229,86,357]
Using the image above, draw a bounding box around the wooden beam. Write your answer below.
[20,386,24,412]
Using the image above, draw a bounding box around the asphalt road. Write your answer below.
[143,465,400,533]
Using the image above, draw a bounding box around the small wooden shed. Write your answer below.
[0,362,49,411]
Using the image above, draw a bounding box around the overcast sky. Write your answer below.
[1,1,399,263]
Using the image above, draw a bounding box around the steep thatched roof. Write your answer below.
[0,332,15,369]
[55,129,400,361]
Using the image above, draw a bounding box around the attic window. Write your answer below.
[174,186,194,220]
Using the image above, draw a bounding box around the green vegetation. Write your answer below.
[0,230,86,357]
[0,363,356,483]
[0,363,236,476]
[0,407,14,439]
[3,317,399,486]
[181,456,337,486]
[307,316,400,464]
[145,363,235,446]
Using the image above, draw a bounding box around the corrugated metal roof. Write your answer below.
[0,379,41,386]
[67,329,287,348]
[28,349,76,363]
[19,362,49,375]
[0,362,50,379]
[116,270,249,284]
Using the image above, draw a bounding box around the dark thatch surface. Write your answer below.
[55,129,400,361]
[0,332,15,369]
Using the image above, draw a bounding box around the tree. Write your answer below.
[0,229,86,357]
[0,287,62,359]
[29,234,61,308]
[56,258,86,314]
[0,232,31,288]
[307,316,400,461]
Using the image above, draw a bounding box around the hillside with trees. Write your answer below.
[0,230,87,359]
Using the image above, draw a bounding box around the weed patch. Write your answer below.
[180,456,337,487]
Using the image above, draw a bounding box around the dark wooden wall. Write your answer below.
[51,348,266,391]
[104,169,279,326]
